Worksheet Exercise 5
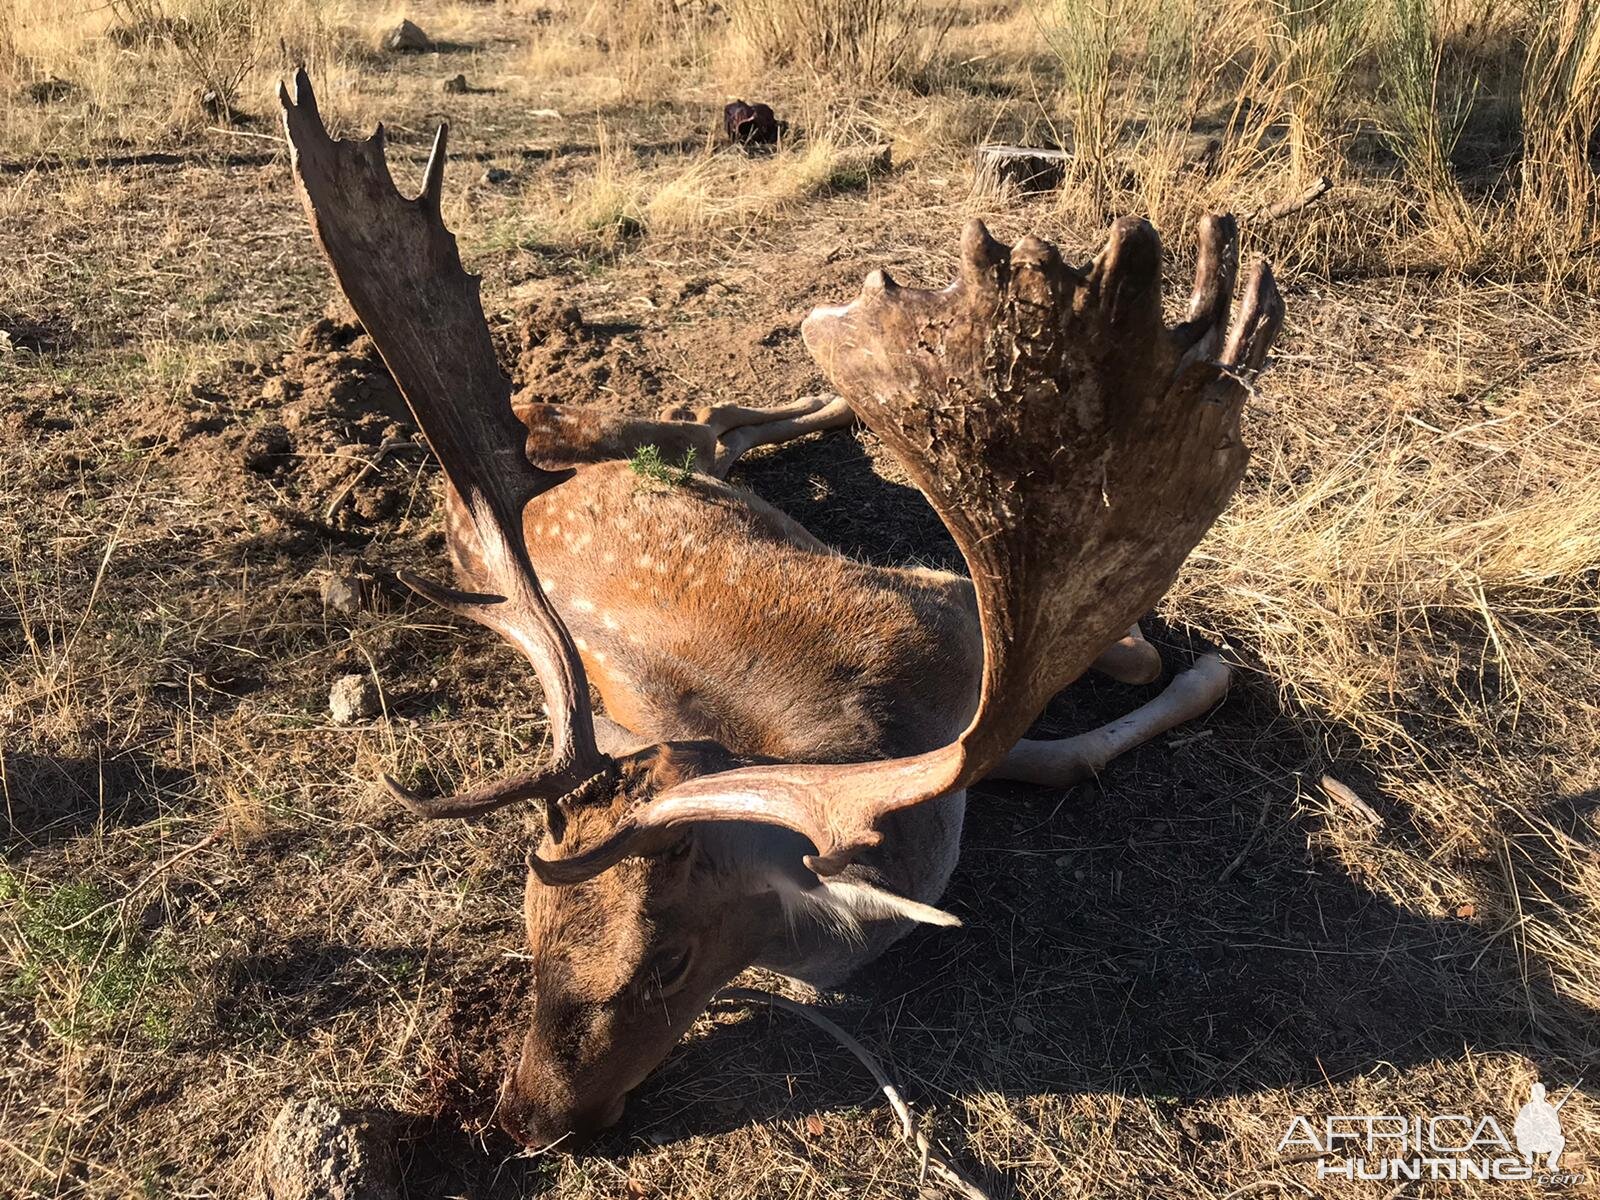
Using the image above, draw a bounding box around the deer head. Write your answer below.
[279,71,1281,1148]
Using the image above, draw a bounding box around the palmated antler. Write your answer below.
[535,213,1282,882]
[278,70,610,819]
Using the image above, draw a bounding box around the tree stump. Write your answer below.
[259,1097,401,1200]
[972,145,1069,196]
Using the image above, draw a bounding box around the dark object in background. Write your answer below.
[27,78,75,104]
[381,18,432,53]
[723,100,779,146]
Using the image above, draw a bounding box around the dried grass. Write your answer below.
[0,0,370,153]
[3,0,1600,1196]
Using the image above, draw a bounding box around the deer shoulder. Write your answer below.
[445,460,983,764]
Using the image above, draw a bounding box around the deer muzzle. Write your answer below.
[497,1073,628,1149]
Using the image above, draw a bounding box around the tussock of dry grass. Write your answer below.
[1166,282,1600,1028]
[537,103,897,250]
[0,0,374,152]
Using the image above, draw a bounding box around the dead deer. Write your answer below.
[279,71,1283,1148]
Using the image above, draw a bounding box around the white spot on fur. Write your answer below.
[602,613,620,630]
[571,597,595,613]
[635,554,652,569]
[574,636,588,651]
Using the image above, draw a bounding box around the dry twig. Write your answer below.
[1255,176,1332,221]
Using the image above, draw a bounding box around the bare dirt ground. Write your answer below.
[3,2,1598,1198]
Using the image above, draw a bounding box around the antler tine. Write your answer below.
[384,767,591,820]
[396,568,504,614]
[532,212,1282,884]
[529,751,948,884]
[1172,213,1240,359]
[1222,258,1285,374]
[279,70,608,818]
[421,121,448,217]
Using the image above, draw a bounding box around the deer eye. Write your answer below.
[643,946,694,998]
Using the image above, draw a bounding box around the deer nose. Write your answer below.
[501,1091,627,1149]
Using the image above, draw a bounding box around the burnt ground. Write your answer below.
[3,6,1598,1199]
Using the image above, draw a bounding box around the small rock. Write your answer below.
[320,574,364,615]
[259,1096,399,1200]
[329,674,381,724]
[242,423,291,474]
[380,18,431,53]
[27,78,75,104]
[481,166,513,184]
[443,73,470,94]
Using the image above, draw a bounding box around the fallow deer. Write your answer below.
[279,71,1283,1148]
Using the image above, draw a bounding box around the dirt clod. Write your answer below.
[259,1096,399,1200]
[320,574,365,615]
[328,674,380,724]
[242,423,292,474]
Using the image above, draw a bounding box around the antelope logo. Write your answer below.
[1514,1083,1566,1170]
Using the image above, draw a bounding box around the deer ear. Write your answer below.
[820,879,962,929]
[770,872,961,936]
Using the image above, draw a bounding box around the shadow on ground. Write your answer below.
[2,749,193,849]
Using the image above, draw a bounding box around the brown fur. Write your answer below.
[447,460,984,762]
[441,398,1182,1144]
